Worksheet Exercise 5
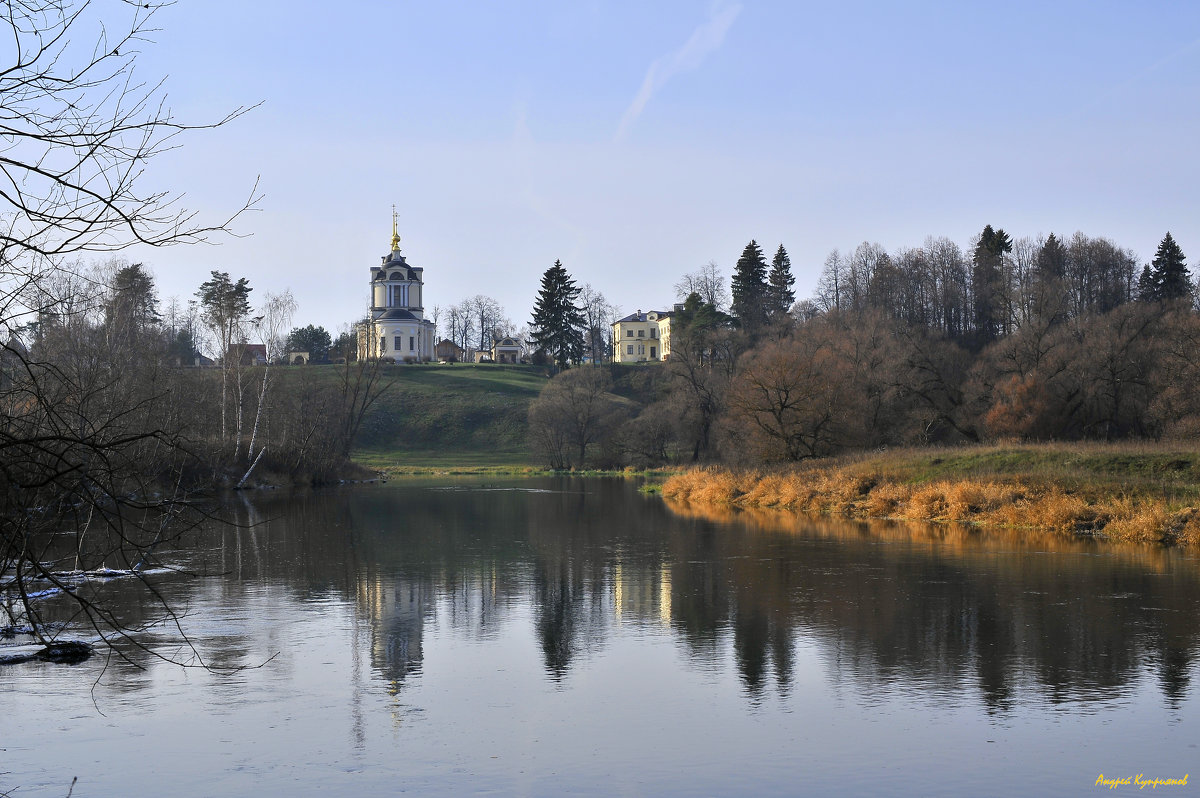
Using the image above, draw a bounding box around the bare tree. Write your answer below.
[725,332,852,462]
[675,261,729,312]
[446,302,468,357]
[579,283,615,365]
[528,368,620,468]
[0,3,257,264]
[468,295,505,353]
[429,304,441,346]
[814,249,846,313]
[512,324,537,362]
[336,344,393,459]
[1,0,256,664]
[242,290,296,484]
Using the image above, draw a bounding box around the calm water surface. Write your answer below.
[2,477,1198,796]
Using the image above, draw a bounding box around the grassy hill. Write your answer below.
[347,363,549,470]
[265,361,668,474]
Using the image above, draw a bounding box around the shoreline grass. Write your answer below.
[351,449,682,479]
[661,443,1200,545]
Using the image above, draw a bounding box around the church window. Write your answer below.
[637,329,644,337]
[626,329,633,337]
[409,336,415,351]
[394,336,402,351]
[626,344,634,355]
[379,336,387,352]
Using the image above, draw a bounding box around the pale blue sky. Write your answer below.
[124,0,1200,337]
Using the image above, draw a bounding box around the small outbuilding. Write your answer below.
[435,339,464,362]
[492,337,521,364]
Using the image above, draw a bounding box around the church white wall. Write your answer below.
[372,321,435,360]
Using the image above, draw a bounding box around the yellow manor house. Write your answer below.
[611,308,677,363]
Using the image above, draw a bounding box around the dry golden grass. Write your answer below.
[661,447,1200,546]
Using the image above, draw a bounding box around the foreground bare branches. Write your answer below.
[1,1,258,666]
[0,1,258,262]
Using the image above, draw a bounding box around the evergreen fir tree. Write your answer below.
[1035,233,1066,281]
[674,292,726,343]
[971,224,1012,345]
[767,244,796,318]
[731,240,769,334]
[529,260,586,369]
[1149,232,1190,302]
[1136,264,1156,302]
[1033,233,1069,322]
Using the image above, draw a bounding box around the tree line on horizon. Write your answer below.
[7,260,388,486]
[526,227,1200,469]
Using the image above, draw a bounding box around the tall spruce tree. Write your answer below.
[731,240,769,334]
[530,259,586,369]
[1035,233,1067,281]
[1136,264,1156,302]
[767,244,796,318]
[1033,233,1069,322]
[971,224,1012,345]
[1148,232,1190,302]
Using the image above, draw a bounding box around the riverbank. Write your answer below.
[353,459,680,479]
[661,443,1200,544]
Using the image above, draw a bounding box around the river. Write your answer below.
[2,477,1197,796]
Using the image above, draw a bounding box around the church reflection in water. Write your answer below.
[320,478,1200,711]
[357,574,433,692]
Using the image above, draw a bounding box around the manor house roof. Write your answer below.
[616,310,673,324]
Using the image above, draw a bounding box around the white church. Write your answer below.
[359,213,436,361]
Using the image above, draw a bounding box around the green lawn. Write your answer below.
[344,362,548,470]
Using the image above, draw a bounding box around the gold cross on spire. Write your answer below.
[390,204,401,252]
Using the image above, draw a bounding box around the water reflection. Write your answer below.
[21,477,1200,716]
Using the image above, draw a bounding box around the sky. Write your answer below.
[109,0,1200,338]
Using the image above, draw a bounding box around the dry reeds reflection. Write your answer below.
[665,496,1195,572]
